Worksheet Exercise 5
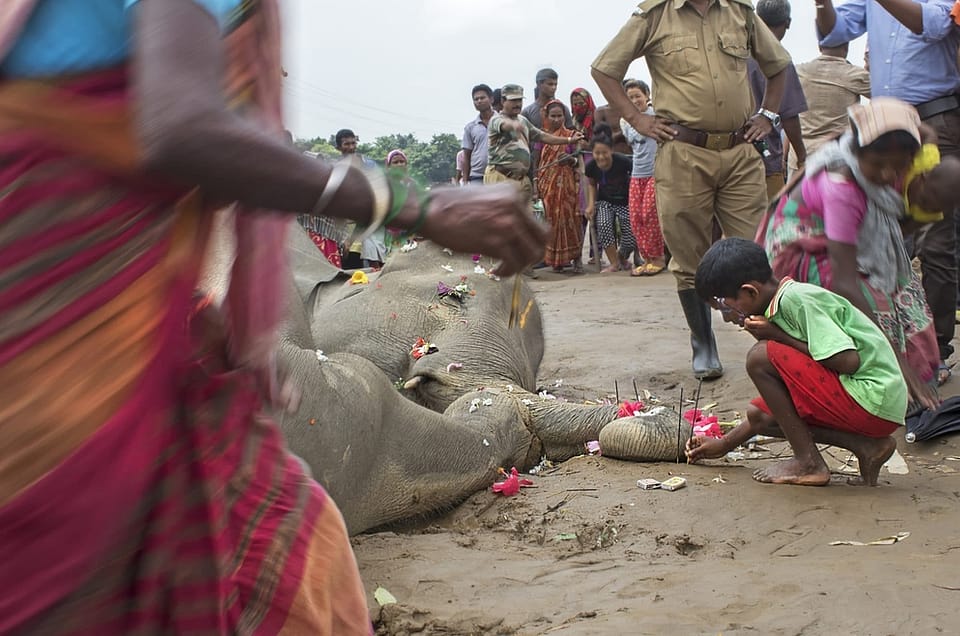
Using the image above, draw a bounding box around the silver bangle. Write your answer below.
[311,157,355,217]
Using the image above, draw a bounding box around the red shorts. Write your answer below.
[750,341,899,438]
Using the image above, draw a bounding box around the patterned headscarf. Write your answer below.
[848,97,921,147]
[570,88,596,142]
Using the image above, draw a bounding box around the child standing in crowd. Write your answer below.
[688,238,906,487]
[620,79,666,277]
[584,124,635,272]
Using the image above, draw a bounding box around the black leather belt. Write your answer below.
[915,94,960,120]
[492,165,526,180]
[671,123,748,151]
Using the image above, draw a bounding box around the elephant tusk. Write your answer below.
[403,376,425,390]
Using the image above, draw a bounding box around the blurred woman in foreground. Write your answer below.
[0,0,545,633]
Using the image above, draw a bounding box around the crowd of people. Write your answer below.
[2,0,960,632]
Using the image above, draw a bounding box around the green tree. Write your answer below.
[294,132,462,185]
[294,136,339,159]
[407,133,460,185]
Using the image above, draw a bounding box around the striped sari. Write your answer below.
[0,2,370,634]
[539,123,582,267]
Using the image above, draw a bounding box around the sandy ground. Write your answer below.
[354,264,960,636]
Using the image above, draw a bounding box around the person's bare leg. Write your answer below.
[746,407,896,486]
[602,245,621,272]
[746,343,830,485]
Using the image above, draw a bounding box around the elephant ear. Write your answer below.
[287,225,343,300]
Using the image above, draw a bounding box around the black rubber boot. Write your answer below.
[677,289,723,380]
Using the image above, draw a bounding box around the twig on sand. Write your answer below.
[542,611,599,633]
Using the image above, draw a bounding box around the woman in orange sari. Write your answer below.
[540,100,584,273]
[0,1,545,633]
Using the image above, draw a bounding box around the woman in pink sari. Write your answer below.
[757,99,939,411]
[0,1,545,633]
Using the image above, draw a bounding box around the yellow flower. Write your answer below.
[350,271,369,285]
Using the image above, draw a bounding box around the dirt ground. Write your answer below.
[353,264,960,636]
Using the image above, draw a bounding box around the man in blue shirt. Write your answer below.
[461,84,494,184]
[817,0,960,383]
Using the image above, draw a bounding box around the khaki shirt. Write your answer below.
[592,0,791,132]
[796,55,871,151]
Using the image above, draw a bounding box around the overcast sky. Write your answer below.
[280,0,866,142]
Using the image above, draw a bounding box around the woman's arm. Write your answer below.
[585,177,597,217]
[130,0,548,276]
[540,131,584,146]
[132,0,375,220]
[827,241,938,409]
[826,241,876,321]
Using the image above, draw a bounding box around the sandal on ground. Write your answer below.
[601,264,621,273]
[631,263,666,277]
[937,361,952,387]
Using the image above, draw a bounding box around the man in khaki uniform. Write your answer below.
[592,0,791,379]
[484,83,583,202]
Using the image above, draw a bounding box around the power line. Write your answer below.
[283,76,464,129]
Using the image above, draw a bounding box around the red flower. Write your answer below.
[491,467,534,496]
[618,400,644,418]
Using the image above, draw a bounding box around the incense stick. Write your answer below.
[614,379,620,405]
[632,378,641,403]
[689,378,704,449]
[676,386,684,463]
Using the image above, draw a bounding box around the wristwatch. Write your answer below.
[756,108,782,129]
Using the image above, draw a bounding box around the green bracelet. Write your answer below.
[383,175,410,227]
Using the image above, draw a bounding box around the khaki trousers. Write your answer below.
[483,165,533,204]
[654,141,766,290]
[765,172,786,204]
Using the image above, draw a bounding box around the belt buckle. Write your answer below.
[704,133,730,151]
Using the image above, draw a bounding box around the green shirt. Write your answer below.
[487,113,544,175]
[766,278,907,424]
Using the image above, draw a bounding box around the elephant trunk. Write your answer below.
[523,399,620,461]
[599,407,693,462]
[524,398,691,463]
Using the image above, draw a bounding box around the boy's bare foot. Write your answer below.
[752,457,830,486]
[847,436,897,487]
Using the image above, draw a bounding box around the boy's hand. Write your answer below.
[685,435,727,463]
[743,315,782,341]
